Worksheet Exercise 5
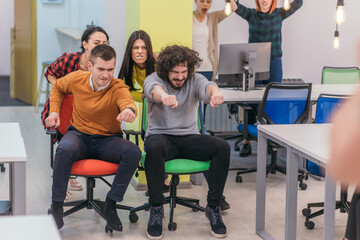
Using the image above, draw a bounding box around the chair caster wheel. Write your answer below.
[234,145,240,151]
[235,175,242,183]
[105,225,113,233]
[305,220,315,230]
[47,208,52,214]
[129,212,139,223]
[299,183,307,190]
[302,208,311,216]
[168,222,177,231]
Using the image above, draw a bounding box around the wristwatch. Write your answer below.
[127,107,136,114]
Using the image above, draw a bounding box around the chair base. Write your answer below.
[302,189,350,230]
[233,146,308,190]
[131,175,205,231]
[49,177,139,226]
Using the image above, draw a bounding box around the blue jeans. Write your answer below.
[52,126,141,202]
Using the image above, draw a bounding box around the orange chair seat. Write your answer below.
[71,159,118,176]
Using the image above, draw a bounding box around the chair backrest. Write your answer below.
[57,95,74,137]
[321,66,360,84]
[141,98,203,140]
[315,94,349,124]
[307,94,349,176]
[257,82,312,125]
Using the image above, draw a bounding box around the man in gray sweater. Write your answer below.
[143,45,230,239]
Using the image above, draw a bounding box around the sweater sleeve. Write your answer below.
[49,71,74,114]
[234,2,253,21]
[280,0,303,20]
[115,86,138,117]
[210,10,227,24]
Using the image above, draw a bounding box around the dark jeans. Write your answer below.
[345,192,360,240]
[247,57,283,126]
[52,126,141,202]
[144,134,230,207]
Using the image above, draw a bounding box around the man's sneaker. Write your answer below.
[205,205,227,238]
[68,178,83,191]
[147,205,164,240]
[240,143,252,157]
[219,196,230,211]
[102,195,123,232]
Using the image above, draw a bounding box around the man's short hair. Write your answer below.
[156,45,202,81]
[90,44,116,64]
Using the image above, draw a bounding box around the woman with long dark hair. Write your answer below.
[118,30,155,102]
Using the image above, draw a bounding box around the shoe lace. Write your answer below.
[150,206,163,226]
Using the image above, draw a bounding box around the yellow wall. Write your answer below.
[126,0,193,186]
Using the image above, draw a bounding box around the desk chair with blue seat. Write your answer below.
[302,94,351,230]
[235,83,312,190]
[125,99,210,231]
[46,95,138,232]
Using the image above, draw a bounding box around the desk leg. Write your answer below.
[256,131,274,239]
[323,170,336,240]
[9,162,26,215]
[285,148,298,240]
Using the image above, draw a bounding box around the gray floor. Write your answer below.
[0,106,351,239]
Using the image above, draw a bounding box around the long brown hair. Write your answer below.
[255,0,277,14]
[118,30,155,90]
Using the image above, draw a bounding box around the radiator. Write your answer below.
[204,103,240,132]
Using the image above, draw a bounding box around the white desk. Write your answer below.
[256,124,335,240]
[220,83,357,103]
[0,215,61,240]
[0,122,27,215]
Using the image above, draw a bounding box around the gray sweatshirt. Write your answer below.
[143,72,216,139]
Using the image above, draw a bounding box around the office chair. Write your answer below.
[124,99,210,231]
[321,66,360,84]
[302,94,350,230]
[46,95,138,233]
[234,83,312,190]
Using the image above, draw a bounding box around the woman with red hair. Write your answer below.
[234,0,303,156]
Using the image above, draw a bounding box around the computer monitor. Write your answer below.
[217,42,271,90]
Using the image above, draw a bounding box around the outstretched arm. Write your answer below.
[281,0,303,20]
[151,85,178,109]
[207,84,224,107]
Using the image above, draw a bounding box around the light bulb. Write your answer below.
[283,0,290,11]
[333,30,340,50]
[224,1,231,16]
[335,5,345,25]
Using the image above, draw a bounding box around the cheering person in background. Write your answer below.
[234,0,303,157]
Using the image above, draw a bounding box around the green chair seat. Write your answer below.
[140,152,210,174]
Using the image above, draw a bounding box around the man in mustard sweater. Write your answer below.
[45,44,141,231]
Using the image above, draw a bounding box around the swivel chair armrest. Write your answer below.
[123,129,141,146]
[46,128,57,168]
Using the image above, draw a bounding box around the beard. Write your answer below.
[167,78,186,90]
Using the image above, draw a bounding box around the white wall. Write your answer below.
[197,0,360,84]
[36,0,105,103]
[0,0,14,76]
[105,0,127,77]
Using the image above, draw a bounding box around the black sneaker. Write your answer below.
[205,205,227,238]
[147,205,164,240]
[51,201,64,229]
[240,143,252,157]
[219,196,230,211]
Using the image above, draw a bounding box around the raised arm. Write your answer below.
[281,0,303,20]
[234,1,253,21]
